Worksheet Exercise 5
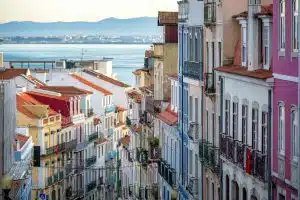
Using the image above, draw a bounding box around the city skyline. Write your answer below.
[0,0,177,23]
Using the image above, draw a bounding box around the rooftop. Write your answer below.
[27,75,47,87]
[233,4,273,18]
[83,69,130,88]
[216,65,273,80]
[157,104,178,126]
[158,11,178,25]
[71,73,112,96]
[39,85,93,96]
[127,90,142,103]
[0,68,29,80]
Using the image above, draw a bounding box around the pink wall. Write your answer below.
[272,0,298,77]
[272,79,298,179]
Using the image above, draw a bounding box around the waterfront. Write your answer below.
[0,44,150,85]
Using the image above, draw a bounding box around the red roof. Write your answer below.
[120,135,130,146]
[17,93,58,118]
[14,134,30,150]
[39,86,93,96]
[233,4,273,18]
[216,66,273,79]
[116,106,127,112]
[71,73,112,96]
[0,68,29,80]
[158,11,178,25]
[127,91,142,103]
[157,104,178,126]
[83,69,130,88]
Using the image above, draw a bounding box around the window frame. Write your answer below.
[279,103,285,154]
[291,107,297,161]
[261,111,268,154]
[242,104,248,145]
[292,0,299,52]
[225,99,230,135]
[252,108,258,150]
[232,102,239,140]
[279,0,286,51]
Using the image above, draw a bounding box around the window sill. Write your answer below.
[291,51,298,57]
[278,50,285,57]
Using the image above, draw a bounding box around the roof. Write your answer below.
[27,75,47,87]
[39,86,93,96]
[116,106,127,112]
[83,69,130,88]
[26,90,70,101]
[168,73,178,80]
[127,91,142,103]
[157,104,178,126]
[95,138,107,145]
[216,65,273,79]
[17,93,57,118]
[120,135,130,146]
[71,73,112,96]
[14,134,30,151]
[233,4,273,18]
[132,68,149,76]
[158,11,178,25]
[0,68,29,80]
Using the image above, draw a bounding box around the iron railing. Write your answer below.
[183,61,204,80]
[88,132,98,142]
[86,155,97,167]
[204,0,216,25]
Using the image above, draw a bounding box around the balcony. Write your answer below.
[178,0,189,22]
[53,173,58,182]
[46,146,56,155]
[65,186,72,198]
[47,176,53,186]
[205,73,216,95]
[187,122,199,142]
[74,161,84,174]
[158,159,176,188]
[86,155,96,167]
[152,183,159,199]
[219,133,267,182]
[88,132,98,142]
[136,148,148,165]
[149,147,161,160]
[187,177,199,197]
[65,139,77,152]
[105,105,116,113]
[183,61,204,81]
[98,177,104,187]
[199,140,219,173]
[72,113,85,124]
[65,163,73,176]
[58,171,64,181]
[86,180,97,193]
[81,108,94,118]
[204,0,216,26]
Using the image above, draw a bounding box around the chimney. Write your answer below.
[247,0,261,71]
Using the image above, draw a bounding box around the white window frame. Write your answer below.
[225,99,230,135]
[232,102,238,140]
[292,0,299,52]
[291,107,298,161]
[261,111,268,154]
[279,0,286,52]
[252,107,258,150]
[279,103,285,154]
[242,104,248,144]
[241,23,247,66]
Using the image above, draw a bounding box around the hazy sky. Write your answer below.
[0,0,177,23]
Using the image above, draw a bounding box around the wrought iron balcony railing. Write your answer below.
[178,0,189,22]
[187,177,199,197]
[187,122,199,142]
[81,108,94,118]
[65,163,73,176]
[136,147,148,165]
[152,183,159,199]
[158,158,176,188]
[86,155,97,167]
[74,161,84,174]
[65,186,72,198]
[65,139,77,152]
[252,150,267,182]
[199,140,219,173]
[149,147,161,160]
[183,61,204,80]
[86,180,97,193]
[205,72,216,95]
[88,132,98,142]
[204,1,216,26]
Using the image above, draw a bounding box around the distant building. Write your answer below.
[0,52,3,68]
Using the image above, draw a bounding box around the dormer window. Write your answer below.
[292,0,299,52]
[279,0,286,51]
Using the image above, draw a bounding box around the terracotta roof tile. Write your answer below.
[157,104,178,126]
[0,68,29,80]
[216,65,273,79]
[39,86,93,96]
[158,11,178,25]
[233,4,273,18]
[127,91,142,103]
[71,73,112,96]
[120,135,130,146]
[83,69,130,88]
[26,91,70,101]
[14,134,30,150]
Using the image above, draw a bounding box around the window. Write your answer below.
[279,0,286,50]
[242,26,247,65]
[279,194,285,200]
[206,42,210,72]
[218,42,222,67]
[291,109,297,159]
[262,112,268,154]
[189,32,193,60]
[189,96,193,121]
[195,98,199,123]
[225,100,230,135]
[242,105,248,144]
[263,26,269,66]
[252,108,258,149]
[233,102,238,139]
[279,105,285,153]
[189,150,193,175]
[195,33,199,61]
[212,42,215,69]
[292,0,299,51]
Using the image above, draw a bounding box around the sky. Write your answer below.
[0,0,178,23]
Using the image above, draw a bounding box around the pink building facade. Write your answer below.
[272,0,299,199]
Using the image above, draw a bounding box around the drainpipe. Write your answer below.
[219,76,223,200]
[201,85,204,200]
[181,24,185,193]
[297,39,300,200]
[267,89,272,200]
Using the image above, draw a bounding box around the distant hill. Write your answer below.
[0,17,161,36]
